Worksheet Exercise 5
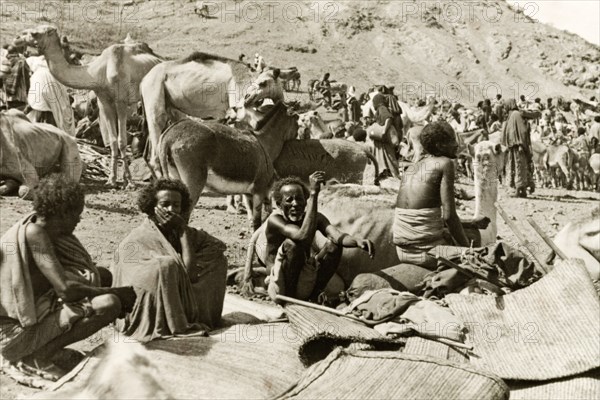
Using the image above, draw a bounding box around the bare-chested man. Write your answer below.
[265,172,375,302]
[394,122,470,269]
[0,174,135,381]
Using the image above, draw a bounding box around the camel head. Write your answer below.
[474,140,505,180]
[297,110,329,139]
[14,25,59,52]
[243,69,284,107]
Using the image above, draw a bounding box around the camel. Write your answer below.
[241,140,501,294]
[0,109,81,198]
[140,54,284,176]
[14,25,162,189]
[158,102,298,230]
[274,139,380,186]
[297,110,332,139]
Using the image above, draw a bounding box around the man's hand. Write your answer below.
[154,206,187,235]
[309,171,326,193]
[358,239,375,259]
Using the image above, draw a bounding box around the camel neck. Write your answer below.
[40,36,98,90]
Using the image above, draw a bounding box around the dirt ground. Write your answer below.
[0,175,598,398]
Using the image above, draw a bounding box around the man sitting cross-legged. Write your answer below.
[0,174,135,382]
[265,172,375,303]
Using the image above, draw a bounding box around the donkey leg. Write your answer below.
[251,193,264,232]
[169,151,207,222]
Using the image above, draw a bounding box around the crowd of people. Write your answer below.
[1,40,599,385]
[1,119,475,382]
[309,81,599,195]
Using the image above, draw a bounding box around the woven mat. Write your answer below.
[41,323,302,399]
[509,369,600,399]
[276,348,509,400]
[403,336,470,364]
[285,305,403,366]
[446,259,600,380]
[11,294,297,399]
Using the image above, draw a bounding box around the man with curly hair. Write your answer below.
[394,122,470,269]
[111,179,228,342]
[265,171,375,303]
[0,174,135,381]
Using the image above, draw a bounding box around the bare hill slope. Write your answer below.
[1,0,598,104]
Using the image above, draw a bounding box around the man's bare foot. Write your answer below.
[17,355,67,382]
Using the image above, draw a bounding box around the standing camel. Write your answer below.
[140,54,284,176]
[15,25,163,188]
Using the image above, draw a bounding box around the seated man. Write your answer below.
[0,174,134,381]
[265,172,375,302]
[112,179,228,342]
[394,122,471,269]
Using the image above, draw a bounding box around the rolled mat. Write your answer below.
[285,304,403,366]
[276,347,509,400]
[446,259,600,380]
[508,369,600,400]
[403,336,470,364]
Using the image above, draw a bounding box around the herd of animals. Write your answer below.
[1,25,599,287]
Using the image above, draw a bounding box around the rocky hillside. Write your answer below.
[1,0,598,104]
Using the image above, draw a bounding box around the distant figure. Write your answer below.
[194,1,209,16]
[501,99,534,198]
[254,53,267,74]
[317,72,332,108]
[0,45,30,110]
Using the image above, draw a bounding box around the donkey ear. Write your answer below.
[494,143,505,154]
[272,68,280,80]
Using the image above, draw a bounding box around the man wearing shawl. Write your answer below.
[0,174,133,381]
[112,179,227,342]
[26,55,75,135]
[368,93,400,179]
[501,98,534,197]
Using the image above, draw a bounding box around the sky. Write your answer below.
[507,0,600,45]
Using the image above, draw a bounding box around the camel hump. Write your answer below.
[182,51,233,65]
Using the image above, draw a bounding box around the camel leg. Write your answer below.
[97,99,118,187]
[140,77,168,178]
[117,103,135,190]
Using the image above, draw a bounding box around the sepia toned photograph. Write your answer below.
[0,1,598,398]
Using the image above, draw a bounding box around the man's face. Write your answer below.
[438,134,459,159]
[59,204,84,234]
[279,184,306,223]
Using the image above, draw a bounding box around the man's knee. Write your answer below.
[91,293,121,318]
[316,240,342,261]
[97,267,113,287]
[281,238,300,255]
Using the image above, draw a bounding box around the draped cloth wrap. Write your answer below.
[112,218,227,342]
[0,213,100,328]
